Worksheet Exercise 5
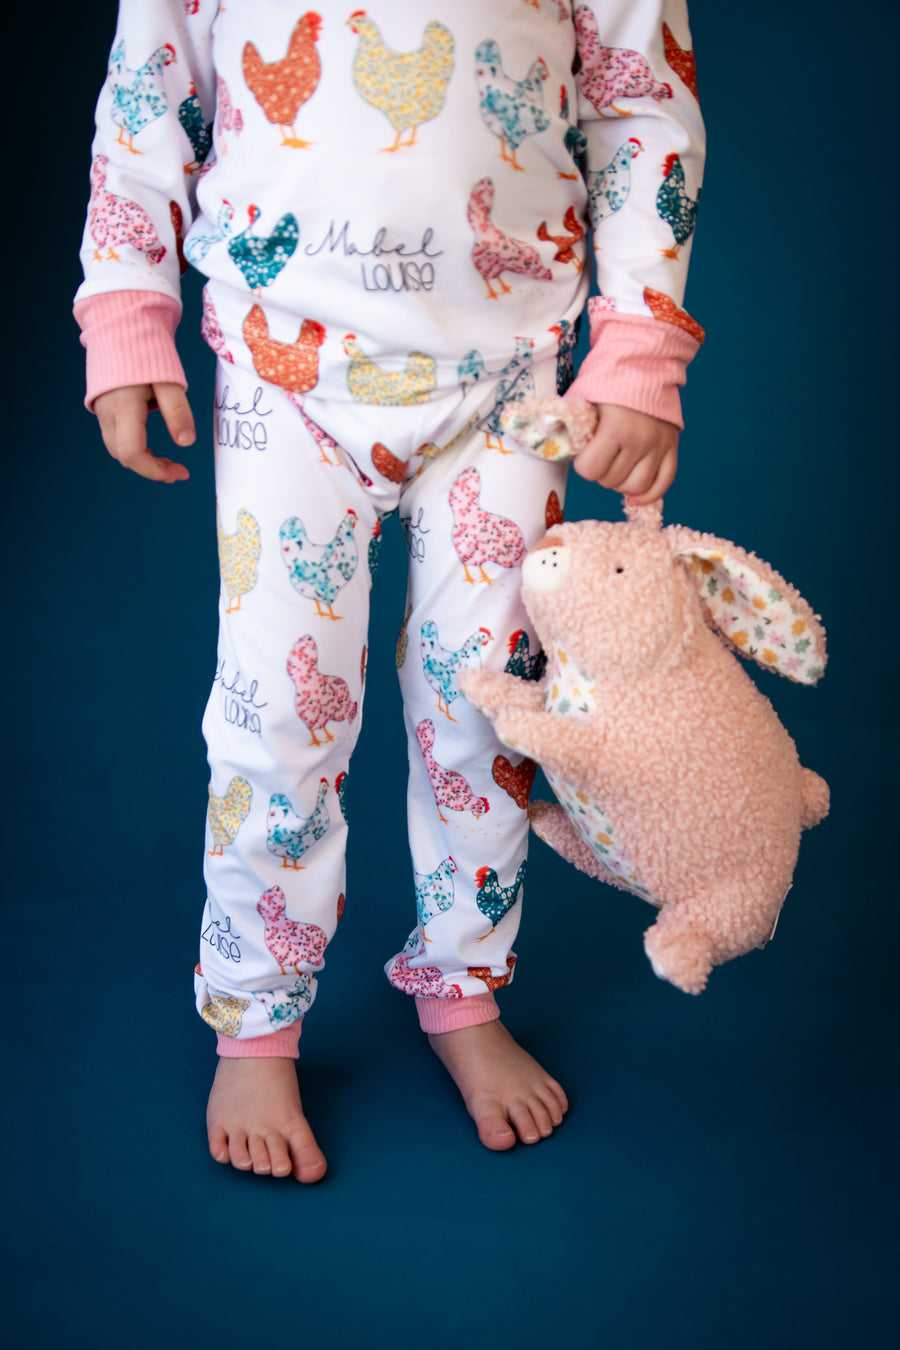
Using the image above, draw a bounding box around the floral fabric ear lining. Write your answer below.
[679,549,826,685]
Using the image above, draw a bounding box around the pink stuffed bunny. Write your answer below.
[461,397,829,995]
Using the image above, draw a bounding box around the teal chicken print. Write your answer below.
[420,620,492,720]
[280,510,359,620]
[587,138,643,228]
[267,779,331,869]
[178,83,213,173]
[475,861,527,938]
[227,205,298,293]
[415,856,458,933]
[348,12,455,152]
[656,153,700,258]
[107,39,176,153]
[474,39,550,171]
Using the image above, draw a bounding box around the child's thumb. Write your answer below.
[155,382,196,447]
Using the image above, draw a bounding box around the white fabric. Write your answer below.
[76,0,704,392]
[196,349,567,1039]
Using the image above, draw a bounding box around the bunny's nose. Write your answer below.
[523,544,570,592]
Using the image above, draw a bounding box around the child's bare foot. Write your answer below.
[428,1019,568,1151]
[206,1057,327,1183]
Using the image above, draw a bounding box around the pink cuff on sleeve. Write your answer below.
[415,991,500,1034]
[216,1024,303,1059]
[73,290,187,411]
[568,309,702,430]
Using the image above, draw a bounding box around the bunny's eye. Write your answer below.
[615,566,625,574]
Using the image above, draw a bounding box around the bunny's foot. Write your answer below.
[644,917,714,995]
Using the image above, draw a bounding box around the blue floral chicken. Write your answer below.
[458,339,534,449]
[178,84,213,172]
[414,856,458,934]
[656,153,700,258]
[420,620,492,720]
[227,203,299,292]
[504,628,546,682]
[474,40,551,171]
[475,861,527,938]
[587,137,643,228]
[280,509,359,620]
[266,779,331,870]
[107,39,177,153]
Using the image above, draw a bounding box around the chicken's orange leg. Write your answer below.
[437,694,458,723]
[314,600,341,621]
[659,244,681,260]
[478,566,494,585]
[116,127,143,154]
[207,844,224,857]
[280,123,315,149]
[226,595,243,614]
[281,858,307,871]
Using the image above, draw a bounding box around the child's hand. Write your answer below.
[571,403,678,504]
[94,382,196,484]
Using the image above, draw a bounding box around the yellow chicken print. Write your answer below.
[208,776,253,855]
[217,506,262,612]
[200,993,251,1037]
[347,13,455,151]
[342,335,436,404]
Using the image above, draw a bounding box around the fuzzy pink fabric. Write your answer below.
[460,508,829,995]
[73,290,186,410]
[568,310,701,429]
[217,1024,302,1059]
[415,991,499,1033]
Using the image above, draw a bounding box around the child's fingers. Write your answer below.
[620,446,678,504]
[154,382,196,451]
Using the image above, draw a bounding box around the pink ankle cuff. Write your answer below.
[216,1024,302,1059]
[415,992,500,1034]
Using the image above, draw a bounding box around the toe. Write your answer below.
[208,1124,230,1165]
[287,1128,328,1184]
[508,1101,543,1145]
[227,1130,253,1171]
[544,1077,569,1119]
[266,1133,294,1179]
[527,1098,556,1139]
[472,1099,517,1151]
[248,1133,272,1175]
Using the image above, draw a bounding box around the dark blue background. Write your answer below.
[8,2,897,1346]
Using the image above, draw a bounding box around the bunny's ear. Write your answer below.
[500,396,598,461]
[665,526,827,685]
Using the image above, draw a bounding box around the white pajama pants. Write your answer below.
[194,350,567,1046]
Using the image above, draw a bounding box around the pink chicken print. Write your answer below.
[416,718,490,823]
[467,177,553,300]
[200,288,234,362]
[449,466,527,584]
[257,885,327,974]
[574,4,672,116]
[388,934,462,998]
[88,155,166,265]
[288,635,358,746]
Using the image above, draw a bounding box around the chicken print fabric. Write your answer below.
[77,1,704,1043]
[78,0,704,383]
[349,13,456,152]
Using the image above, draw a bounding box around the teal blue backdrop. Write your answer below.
[8,2,897,1346]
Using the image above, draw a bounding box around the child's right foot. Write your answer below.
[206,1057,327,1183]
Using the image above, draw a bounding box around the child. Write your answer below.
[75,0,704,1182]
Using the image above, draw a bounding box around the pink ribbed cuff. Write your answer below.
[569,309,702,429]
[216,1024,302,1059]
[73,289,187,410]
[415,991,500,1034]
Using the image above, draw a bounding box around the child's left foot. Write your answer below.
[428,1019,568,1150]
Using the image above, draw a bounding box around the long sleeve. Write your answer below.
[74,0,219,403]
[567,0,705,424]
